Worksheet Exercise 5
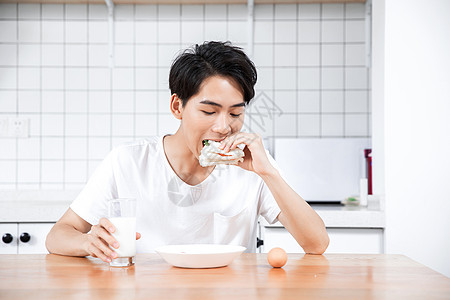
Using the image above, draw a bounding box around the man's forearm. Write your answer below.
[260,169,329,254]
[46,224,90,257]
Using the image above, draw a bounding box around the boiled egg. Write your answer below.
[267,247,287,268]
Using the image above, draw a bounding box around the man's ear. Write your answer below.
[170,94,183,120]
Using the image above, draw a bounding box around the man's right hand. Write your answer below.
[46,209,142,262]
[84,217,120,263]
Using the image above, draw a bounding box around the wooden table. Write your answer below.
[1,254,449,299]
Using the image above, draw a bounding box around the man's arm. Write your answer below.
[260,170,329,254]
[218,132,329,254]
[46,208,123,262]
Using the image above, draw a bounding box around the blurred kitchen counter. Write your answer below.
[261,200,385,229]
[0,191,76,222]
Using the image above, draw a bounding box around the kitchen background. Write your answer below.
[0,0,449,279]
[0,2,370,190]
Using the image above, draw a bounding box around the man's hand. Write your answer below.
[219,132,277,177]
[83,217,141,263]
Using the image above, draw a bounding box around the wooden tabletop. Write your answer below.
[1,253,449,299]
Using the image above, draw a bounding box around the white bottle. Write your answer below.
[360,178,368,206]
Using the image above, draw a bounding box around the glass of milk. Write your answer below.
[108,198,136,267]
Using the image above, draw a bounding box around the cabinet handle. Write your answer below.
[2,233,14,244]
[20,232,31,243]
[256,237,264,248]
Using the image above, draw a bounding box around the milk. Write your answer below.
[109,217,136,257]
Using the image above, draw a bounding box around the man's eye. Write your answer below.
[201,111,215,115]
[230,113,242,118]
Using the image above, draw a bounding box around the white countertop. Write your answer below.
[0,200,71,223]
[0,191,385,228]
[0,190,76,223]
[260,201,385,229]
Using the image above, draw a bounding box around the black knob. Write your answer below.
[256,237,264,248]
[2,233,13,244]
[20,232,31,243]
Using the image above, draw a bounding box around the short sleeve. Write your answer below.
[70,149,118,225]
[258,151,282,225]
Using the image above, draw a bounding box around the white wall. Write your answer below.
[377,0,450,277]
[0,3,370,190]
[371,0,385,199]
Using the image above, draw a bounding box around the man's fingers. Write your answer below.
[94,222,119,249]
[99,217,115,233]
[94,238,118,259]
[226,134,257,152]
[88,243,112,263]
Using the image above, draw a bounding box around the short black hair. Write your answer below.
[169,41,257,107]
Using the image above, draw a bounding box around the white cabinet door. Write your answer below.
[326,228,384,254]
[17,223,54,254]
[0,223,18,254]
[261,227,384,254]
[261,227,303,253]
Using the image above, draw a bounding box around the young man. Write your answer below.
[46,41,329,263]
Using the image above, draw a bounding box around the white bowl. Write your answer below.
[155,244,246,269]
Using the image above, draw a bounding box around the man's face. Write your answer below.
[179,75,246,160]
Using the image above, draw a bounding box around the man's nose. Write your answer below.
[211,113,231,135]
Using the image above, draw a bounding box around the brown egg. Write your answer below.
[267,247,287,268]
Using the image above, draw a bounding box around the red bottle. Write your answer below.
[364,149,372,195]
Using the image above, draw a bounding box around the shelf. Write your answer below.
[0,0,366,5]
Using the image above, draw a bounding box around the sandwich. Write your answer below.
[199,140,245,167]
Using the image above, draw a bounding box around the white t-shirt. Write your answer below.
[70,135,281,253]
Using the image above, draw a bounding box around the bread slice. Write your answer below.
[199,140,245,167]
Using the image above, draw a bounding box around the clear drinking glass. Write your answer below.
[108,198,137,267]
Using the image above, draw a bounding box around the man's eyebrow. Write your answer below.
[199,100,245,108]
[231,102,246,108]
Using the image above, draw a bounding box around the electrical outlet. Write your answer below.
[0,118,8,137]
[8,117,29,138]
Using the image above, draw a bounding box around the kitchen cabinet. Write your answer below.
[0,223,54,254]
[257,202,385,254]
[259,225,384,254]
